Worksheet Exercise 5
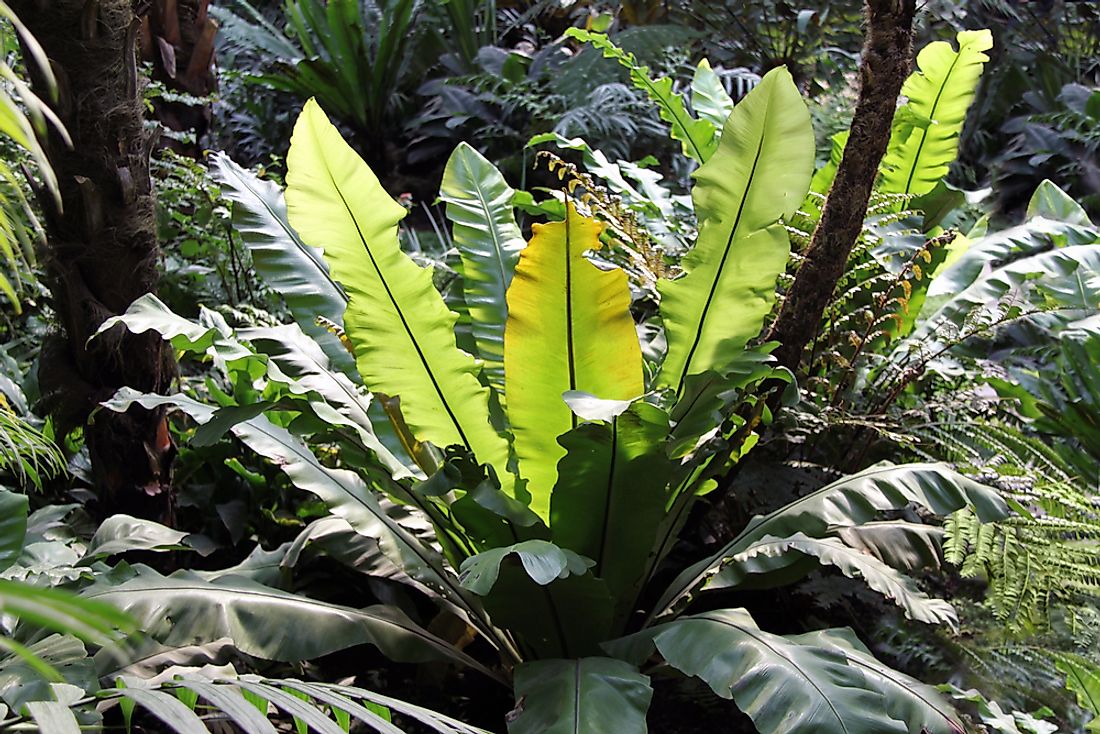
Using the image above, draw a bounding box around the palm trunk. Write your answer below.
[13,0,177,523]
[140,0,218,156]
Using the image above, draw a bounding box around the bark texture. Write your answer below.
[140,0,218,155]
[13,0,177,522]
[766,0,917,373]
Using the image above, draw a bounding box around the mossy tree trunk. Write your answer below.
[766,0,917,374]
[12,0,177,523]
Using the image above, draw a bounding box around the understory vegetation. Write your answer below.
[0,1,1098,732]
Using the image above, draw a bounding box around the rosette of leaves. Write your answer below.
[101,57,1010,733]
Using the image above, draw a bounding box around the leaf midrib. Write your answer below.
[695,612,854,734]
[674,100,770,397]
[323,164,474,454]
[901,47,966,195]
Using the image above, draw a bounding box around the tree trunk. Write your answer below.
[13,0,177,523]
[766,0,917,374]
[140,0,218,156]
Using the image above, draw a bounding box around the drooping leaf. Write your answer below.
[82,565,493,678]
[832,521,945,572]
[879,30,994,197]
[285,100,510,481]
[508,658,652,734]
[210,152,355,375]
[239,323,413,478]
[922,183,1098,314]
[459,540,594,595]
[101,389,494,644]
[549,402,672,615]
[84,514,208,559]
[504,203,643,519]
[802,627,964,734]
[900,244,1100,372]
[110,687,212,734]
[439,143,526,394]
[606,608,906,734]
[653,463,1007,617]
[97,294,253,363]
[657,67,814,396]
[714,533,957,625]
[565,28,716,164]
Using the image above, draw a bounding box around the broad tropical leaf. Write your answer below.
[833,522,945,572]
[101,389,497,646]
[879,30,993,197]
[691,59,735,132]
[806,628,964,734]
[504,203,643,518]
[82,565,494,678]
[565,28,716,164]
[285,100,510,481]
[653,463,1007,617]
[239,323,413,478]
[657,67,814,396]
[0,487,27,572]
[459,540,593,595]
[549,400,672,615]
[605,608,907,734]
[508,657,652,734]
[714,533,957,625]
[210,152,355,375]
[898,244,1100,372]
[439,143,526,394]
[922,181,1098,315]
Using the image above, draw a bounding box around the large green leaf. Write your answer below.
[653,463,1007,617]
[285,100,510,481]
[879,30,993,197]
[239,323,412,478]
[605,609,907,734]
[805,628,964,734]
[439,143,526,395]
[657,67,814,396]
[210,151,355,375]
[82,565,492,677]
[549,400,672,616]
[714,533,957,625]
[922,183,1098,315]
[690,59,735,132]
[0,579,134,644]
[898,244,1100,371]
[565,29,715,164]
[508,657,652,734]
[504,204,643,519]
[0,487,28,572]
[101,389,495,646]
[459,540,593,595]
